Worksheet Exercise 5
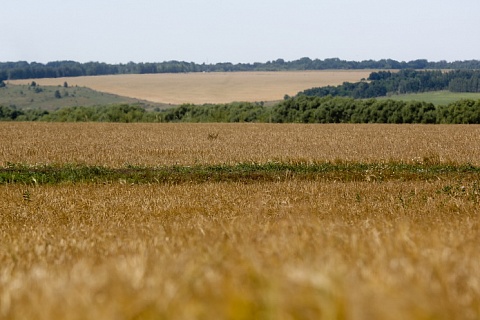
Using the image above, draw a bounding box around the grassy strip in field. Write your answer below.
[1,161,480,184]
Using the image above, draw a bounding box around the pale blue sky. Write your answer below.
[2,0,479,63]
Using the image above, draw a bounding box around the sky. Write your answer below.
[2,0,480,64]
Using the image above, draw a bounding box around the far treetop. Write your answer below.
[2,58,480,81]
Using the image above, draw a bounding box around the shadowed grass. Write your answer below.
[1,161,479,185]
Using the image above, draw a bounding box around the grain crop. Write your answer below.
[1,180,479,319]
[1,123,480,167]
[1,122,479,320]
[8,71,373,104]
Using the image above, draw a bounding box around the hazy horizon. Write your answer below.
[0,57,476,65]
[3,0,480,64]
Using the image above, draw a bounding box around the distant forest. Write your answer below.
[2,58,480,81]
[298,69,480,99]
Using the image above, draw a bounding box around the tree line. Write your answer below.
[3,58,480,81]
[1,96,480,124]
[299,70,480,99]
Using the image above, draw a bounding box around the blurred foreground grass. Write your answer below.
[1,178,479,319]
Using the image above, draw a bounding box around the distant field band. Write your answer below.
[8,71,373,104]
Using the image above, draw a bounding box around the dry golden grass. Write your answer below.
[1,122,480,167]
[1,181,479,319]
[1,123,480,319]
[8,71,373,104]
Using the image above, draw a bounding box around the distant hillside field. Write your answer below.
[378,91,480,106]
[0,84,167,111]
[8,71,373,104]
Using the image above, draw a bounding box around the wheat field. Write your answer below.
[1,122,480,166]
[8,71,373,104]
[1,123,480,320]
[1,180,479,319]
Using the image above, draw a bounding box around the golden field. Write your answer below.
[1,122,480,166]
[1,180,479,319]
[1,123,480,320]
[8,71,373,104]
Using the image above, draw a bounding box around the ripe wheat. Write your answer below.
[0,181,479,319]
[1,122,479,319]
[1,123,480,167]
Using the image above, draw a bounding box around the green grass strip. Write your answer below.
[1,162,479,185]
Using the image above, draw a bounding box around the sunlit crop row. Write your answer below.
[2,123,480,167]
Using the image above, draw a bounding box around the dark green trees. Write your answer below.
[300,70,480,99]
[270,96,437,124]
[3,59,480,81]
[0,98,480,123]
